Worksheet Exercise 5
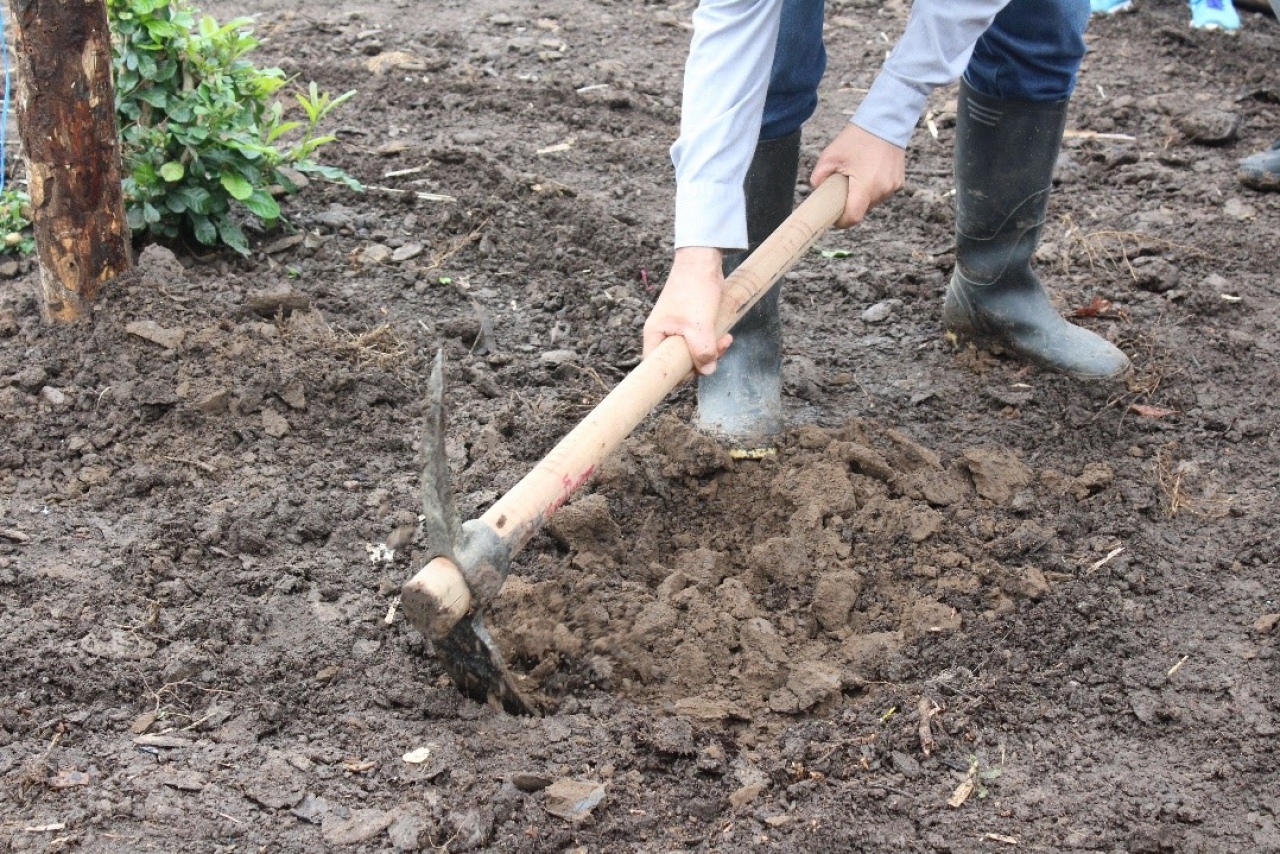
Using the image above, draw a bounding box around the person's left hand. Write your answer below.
[810,124,906,229]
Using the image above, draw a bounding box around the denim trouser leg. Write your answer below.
[761,0,1089,137]
[964,0,1090,102]
[760,0,826,141]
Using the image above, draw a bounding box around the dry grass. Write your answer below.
[424,218,490,272]
[327,322,410,370]
[1153,443,1234,519]
[1058,215,1209,280]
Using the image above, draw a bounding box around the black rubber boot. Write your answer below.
[697,130,801,445]
[943,81,1130,380]
[1238,138,1280,192]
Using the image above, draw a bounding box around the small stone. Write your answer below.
[77,465,111,486]
[262,408,290,438]
[1223,198,1255,221]
[80,628,157,660]
[279,167,310,190]
[511,772,553,792]
[11,365,49,390]
[391,242,423,262]
[1175,108,1241,146]
[376,140,411,156]
[137,244,185,281]
[0,261,19,279]
[1004,565,1051,600]
[387,812,431,851]
[39,386,68,406]
[126,320,186,350]
[322,808,393,846]
[728,782,765,808]
[861,299,901,323]
[161,770,207,792]
[196,388,231,414]
[543,779,606,823]
[360,243,393,265]
[315,207,355,230]
[261,234,305,255]
[540,349,578,367]
[891,751,922,778]
[452,130,488,146]
[1254,613,1280,635]
[246,286,310,318]
[279,383,307,411]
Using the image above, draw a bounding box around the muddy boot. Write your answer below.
[943,81,1130,380]
[1238,138,1280,192]
[697,130,801,448]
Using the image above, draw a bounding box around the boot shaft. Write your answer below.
[954,80,1069,260]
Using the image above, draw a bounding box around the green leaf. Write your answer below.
[176,186,213,215]
[240,189,280,221]
[190,213,217,246]
[266,120,302,143]
[159,161,185,182]
[216,216,250,255]
[219,171,254,200]
[136,87,169,109]
[819,249,852,259]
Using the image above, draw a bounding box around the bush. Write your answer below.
[109,0,360,254]
[0,189,33,257]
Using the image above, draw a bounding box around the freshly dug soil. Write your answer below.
[1,0,1277,851]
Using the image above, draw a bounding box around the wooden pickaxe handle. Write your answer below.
[403,176,847,639]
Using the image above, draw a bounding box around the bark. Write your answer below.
[7,0,131,321]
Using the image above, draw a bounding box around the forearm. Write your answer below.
[852,0,1012,147]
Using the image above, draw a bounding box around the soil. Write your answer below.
[2,0,1278,851]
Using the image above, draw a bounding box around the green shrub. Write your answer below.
[0,189,34,257]
[109,0,360,254]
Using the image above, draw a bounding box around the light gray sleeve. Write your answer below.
[852,0,1012,147]
[671,0,785,250]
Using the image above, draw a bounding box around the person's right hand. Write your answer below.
[642,246,734,376]
[811,123,906,230]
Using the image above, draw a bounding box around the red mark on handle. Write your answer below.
[545,466,595,516]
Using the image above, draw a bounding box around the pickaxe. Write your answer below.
[402,176,848,714]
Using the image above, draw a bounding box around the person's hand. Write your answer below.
[642,246,734,376]
[810,124,906,229]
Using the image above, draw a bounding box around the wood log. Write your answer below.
[8,0,131,321]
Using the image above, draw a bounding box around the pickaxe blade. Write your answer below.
[434,613,536,716]
[409,350,533,713]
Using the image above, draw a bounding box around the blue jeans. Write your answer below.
[760,0,1090,140]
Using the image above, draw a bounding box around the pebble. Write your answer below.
[360,243,393,265]
[322,808,393,845]
[39,386,68,406]
[541,349,578,366]
[126,319,187,350]
[391,242,423,262]
[861,299,902,324]
[1175,108,1241,146]
[542,778,606,823]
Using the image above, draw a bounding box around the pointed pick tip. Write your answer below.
[435,615,538,716]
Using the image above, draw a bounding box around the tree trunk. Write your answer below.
[7,0,131,322]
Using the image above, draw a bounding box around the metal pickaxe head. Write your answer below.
[402,350,537,715]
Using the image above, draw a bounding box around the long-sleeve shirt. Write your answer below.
[672,0,1014,250]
